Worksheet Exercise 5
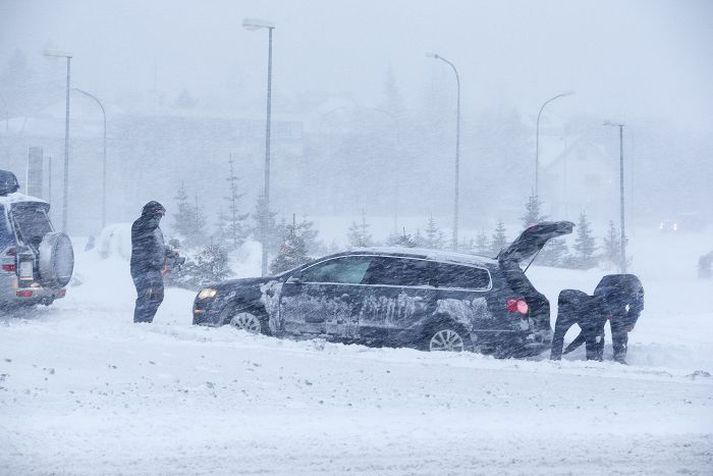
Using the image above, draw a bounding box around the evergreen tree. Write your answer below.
[490,221,508,256]
[172,183,207,249]
[270,214,312,274]
[572,212,597,268]
[293,216,319,255]
[386,227,417,248]
[603,220,621,268]
[219,155,249,249]
[381,65,405,119]
[538,238,569,267]
[474,230,489,256]
[166,241,232,289]
[347,212,373,247]
[193,242,232,287]
[459,237,476,254]
[522,194,546,228]
[421,216,445,249]
[252,194,282,257]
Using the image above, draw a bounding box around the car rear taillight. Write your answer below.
[1,247,17,272]
[506,298,529,315]
[16,290,33,298]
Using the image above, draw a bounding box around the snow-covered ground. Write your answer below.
[1,229,712,474]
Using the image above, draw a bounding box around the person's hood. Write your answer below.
[498,221,575,263]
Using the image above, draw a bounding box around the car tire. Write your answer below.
[224,309,270,335]
[423,322,472,353]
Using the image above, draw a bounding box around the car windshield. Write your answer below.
[10,202,52,249]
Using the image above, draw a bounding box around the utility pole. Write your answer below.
[426,52,461,250]
[73,88,107,229]
[243,18,276,276]
[604,121,627,273]
[534,92,573,198]
[618,124,626,273]
[44,51,72,232]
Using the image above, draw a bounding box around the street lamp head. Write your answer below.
[243,18,275,30]
[425,52,440,59]
[603,120,624,127]
[43,49,72,58]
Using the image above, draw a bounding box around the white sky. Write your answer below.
[1,0,712,129]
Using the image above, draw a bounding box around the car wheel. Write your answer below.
[228,311,263,334]
[427,326,469,352]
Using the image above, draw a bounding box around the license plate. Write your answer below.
[19,261,33,280]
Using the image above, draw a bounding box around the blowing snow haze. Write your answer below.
[1,0,712,237]
[3,1,713,474]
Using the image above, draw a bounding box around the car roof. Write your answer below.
[0,192,49,207]
[334,247,498,267]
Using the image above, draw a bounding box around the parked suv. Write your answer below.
[0,170,74,310]
[193,221,573,357]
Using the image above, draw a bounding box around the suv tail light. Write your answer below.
[1,247,17,273]
[506,298,529,315]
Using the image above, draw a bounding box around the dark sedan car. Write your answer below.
[193,221,574,357]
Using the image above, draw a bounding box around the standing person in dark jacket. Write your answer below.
[131,201,167,323]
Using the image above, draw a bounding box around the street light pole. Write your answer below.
[604,121,627,273]
[244,18,275,277]
[44,51,72,233]
[427,53,461,250]
[73,88,107,229]
[534,91,573,198]
[0,92,8,134]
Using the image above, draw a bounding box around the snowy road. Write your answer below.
[2,235,713,475]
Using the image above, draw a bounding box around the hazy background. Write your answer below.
[1,0,712,244]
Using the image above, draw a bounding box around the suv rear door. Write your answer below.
[9,202,52,251]
[498,221,574,263]
[430,262,494,331]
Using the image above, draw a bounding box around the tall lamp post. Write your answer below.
[426,52,461,250]
[44,50,72,233]
[534,91,573,198]
[0,92,8,133]
[73,88,107,229]
[604,121,627,273]
[243,18,275,276]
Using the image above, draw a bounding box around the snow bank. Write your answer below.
[1,228,712,474]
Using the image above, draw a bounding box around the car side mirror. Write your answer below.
[286,275,304,285]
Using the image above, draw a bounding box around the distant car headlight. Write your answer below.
[197,288,218,299]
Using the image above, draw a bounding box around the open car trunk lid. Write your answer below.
[498,221,575,264]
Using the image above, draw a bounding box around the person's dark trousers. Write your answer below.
[552,290,606,361]
[581,318,605,361]
[551,289,588,360]
[132,271,164,323]
[610,319,630,363]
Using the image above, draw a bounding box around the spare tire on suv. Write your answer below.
[38,232,74,288]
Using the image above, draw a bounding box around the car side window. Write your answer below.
[299,256,372,284]
[433,263,491,290]
[363,257,432,287]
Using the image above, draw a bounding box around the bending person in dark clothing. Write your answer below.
[130,201,167,323]
[550,289,607,361]
[561,274,644,364]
